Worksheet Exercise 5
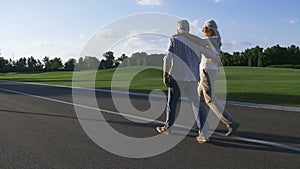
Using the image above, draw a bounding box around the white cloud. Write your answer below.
[128,29,160,36]
[189,19,203,35]
[262,38,270,43]
[23,41,57,58]
[79,34,86,38]
[111,33,168,57]
[284,18,299,24]
[222,38,253,52]
[136,0,163,6]
[32,41,53,48]
[26,41,84,62]
[229,39,252,46]
[95,28,119,39]
[191,20,199,27]
[59,49,80,61]
[211,0,222,3]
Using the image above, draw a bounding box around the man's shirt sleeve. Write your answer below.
[163,37,174,63]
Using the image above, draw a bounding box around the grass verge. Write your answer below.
[1,66,300,107]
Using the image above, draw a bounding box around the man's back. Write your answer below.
[164,34,201,82]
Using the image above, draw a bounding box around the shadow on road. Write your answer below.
[209,136,300,155]
[207,129,300,155]
[1,108,299,155]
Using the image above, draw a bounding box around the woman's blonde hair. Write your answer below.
[204,20,222,48]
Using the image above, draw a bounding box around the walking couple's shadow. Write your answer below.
[179,128,300,155]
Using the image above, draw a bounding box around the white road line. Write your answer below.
[0,87,164,125]
[0,86,300,153]
[1,80,300,112]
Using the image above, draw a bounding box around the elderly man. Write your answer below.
[156,20,207,143]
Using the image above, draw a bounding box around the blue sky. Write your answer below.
[0,0,299,61]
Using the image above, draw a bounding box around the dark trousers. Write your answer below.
[164,79,206,134]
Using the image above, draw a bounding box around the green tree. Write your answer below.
[251,46,264,67]
[103,51,115,69]
[115,54,128,67]
[221,52,232,66]
[99,59,106,69]
[28,56,37,71]
[64,58,76,71]
[0,57,9,72]
[231,52,241,66]
[265,45,287,65]
[15,57,27,72]
[27,56,43,72]
[84,56,100,70]
[43,56,51,71]
[130,52,147,66]
[50,57,63,71]
[147,53,164,67]
[287,45,300,64]
[76,57,86,70]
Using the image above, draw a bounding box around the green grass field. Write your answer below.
[224,67,300,107]
[1,66,300,107]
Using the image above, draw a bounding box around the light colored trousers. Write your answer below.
[199,68,234,127]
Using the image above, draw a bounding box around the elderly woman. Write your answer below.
[188,20,240,143]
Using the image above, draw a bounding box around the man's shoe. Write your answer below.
[225,121,240,136]
[196,135,209,143]
[156,126,170,134]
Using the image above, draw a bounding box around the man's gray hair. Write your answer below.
[177,19,190,33]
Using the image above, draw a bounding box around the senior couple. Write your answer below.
[156,19,240,143]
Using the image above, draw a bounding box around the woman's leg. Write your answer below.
[200,69,233,127]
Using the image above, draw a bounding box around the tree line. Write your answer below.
[1,44,300,73]
[221,44,300,67]
[0,51,164,73]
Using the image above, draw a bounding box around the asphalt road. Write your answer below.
[0,81,299,169]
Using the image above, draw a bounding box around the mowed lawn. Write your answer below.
[224,67,300,107]
[0,66,300,107]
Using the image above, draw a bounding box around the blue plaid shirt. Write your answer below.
[164,34,201,82]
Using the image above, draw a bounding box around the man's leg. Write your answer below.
[164,79,180,129]
[183,82,207,136]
